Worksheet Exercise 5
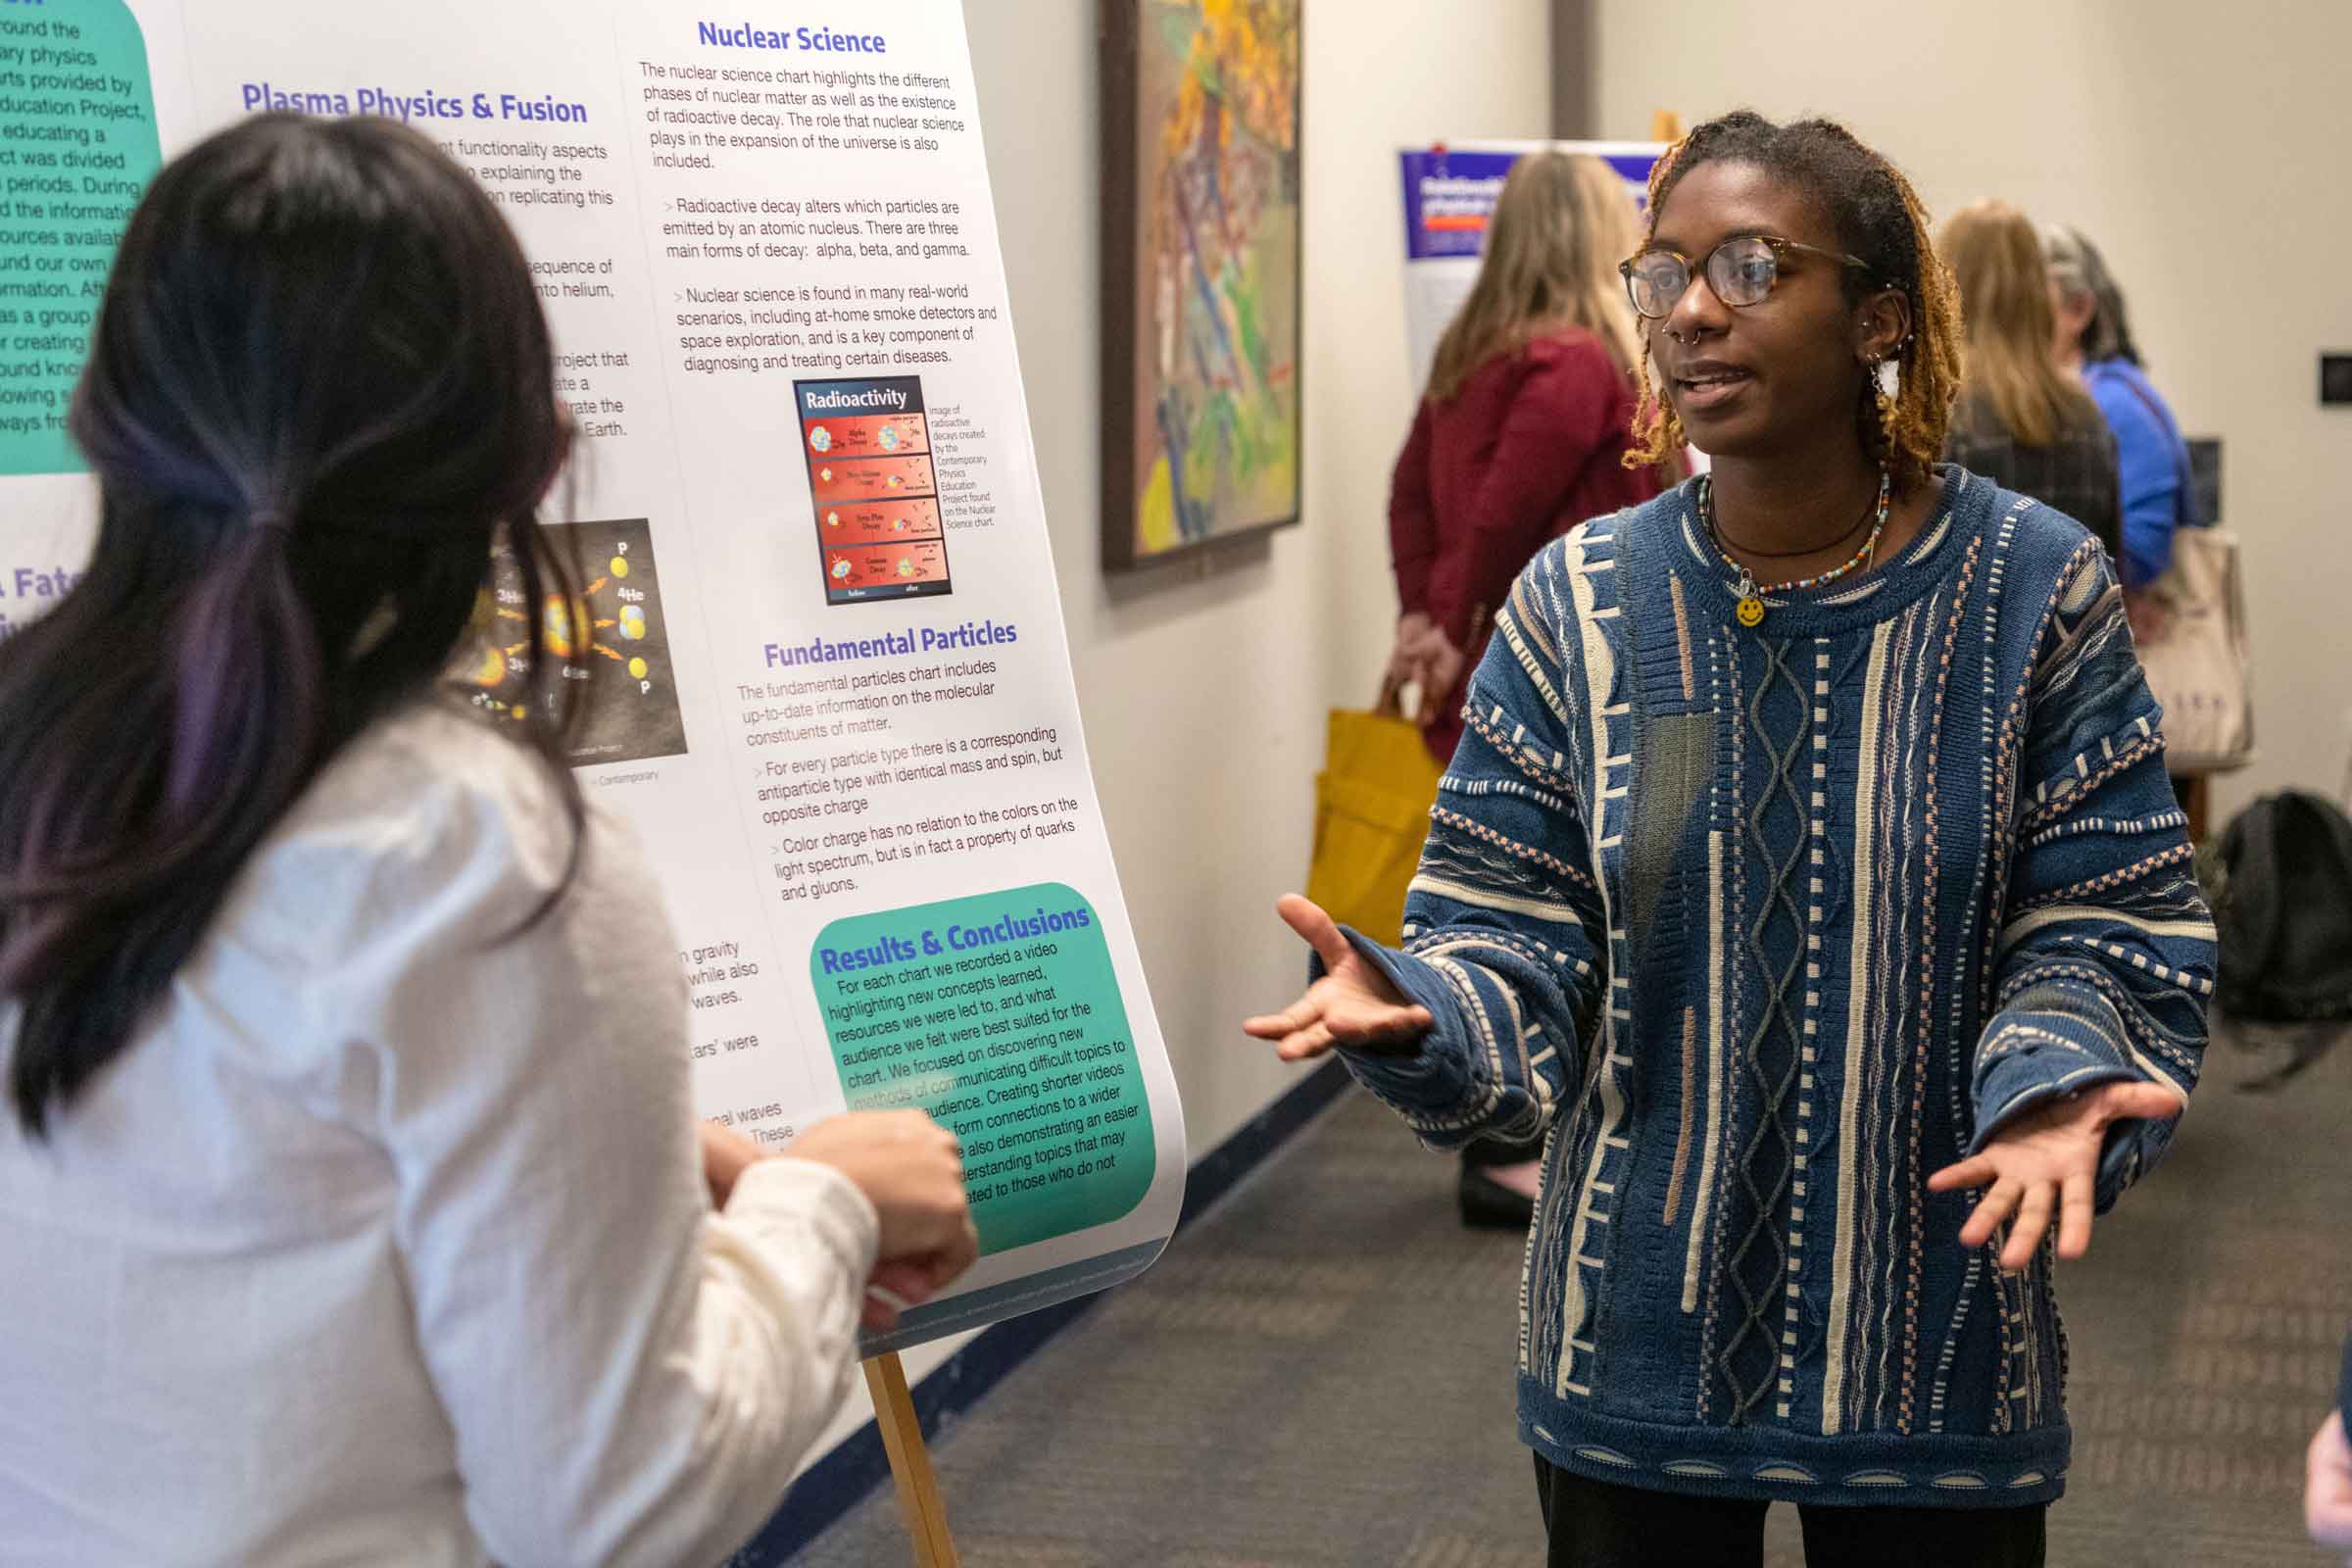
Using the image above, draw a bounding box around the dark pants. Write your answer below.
[1536,1457,2046,1568]
[1461,1131,1545,1168]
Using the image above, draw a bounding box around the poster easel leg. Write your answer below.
[862,1352,960,1567]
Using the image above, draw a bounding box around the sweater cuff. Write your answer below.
[1973,983,2132,1137]
[735,1155,882,1281]
[1310,927,1477,1132]
[1972,982,2165,1212]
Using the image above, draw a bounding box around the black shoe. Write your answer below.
[1458,1163,1536,1231]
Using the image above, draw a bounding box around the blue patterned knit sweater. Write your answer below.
[1338,467,2213,1507]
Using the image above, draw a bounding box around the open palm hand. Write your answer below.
[1926,1080,2184,1272]
[1241,895,1433,1061]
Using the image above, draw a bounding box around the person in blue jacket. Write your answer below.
[2044,225,2195,592]
[1248,112,2212,1568]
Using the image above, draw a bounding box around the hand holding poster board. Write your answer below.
[0,0,1184,1358]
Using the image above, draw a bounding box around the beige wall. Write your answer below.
[992,0,1548,1200]
[1592,0,2352,812]
[801,0,1554,1470]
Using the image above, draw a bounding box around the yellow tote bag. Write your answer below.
[1304,682,1444,948]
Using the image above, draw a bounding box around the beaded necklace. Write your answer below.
[1699,467,1890,627]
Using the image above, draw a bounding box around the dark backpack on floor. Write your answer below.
[2214,790,2352,1023]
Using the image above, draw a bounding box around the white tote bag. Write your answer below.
[2136,528,2254,774]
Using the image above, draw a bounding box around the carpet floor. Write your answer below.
[797,1026,2350,1565]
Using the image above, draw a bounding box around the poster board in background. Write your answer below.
[1396,140,1661,403]
[0,0,1184,1354]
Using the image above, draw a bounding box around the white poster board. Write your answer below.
[0,0,1183,1351]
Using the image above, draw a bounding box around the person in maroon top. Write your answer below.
[1390,151,1673,767]
[1387,150,1673,1227]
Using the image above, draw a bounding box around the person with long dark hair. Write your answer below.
[0,115,976,1565]
[1248,112,2212,1566]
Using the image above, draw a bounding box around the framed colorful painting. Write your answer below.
[1101,0,1302,572]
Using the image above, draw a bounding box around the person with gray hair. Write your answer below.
[2044,225,2195,591]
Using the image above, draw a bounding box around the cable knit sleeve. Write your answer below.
[1974,539,2215,1210]
[1329,561,1608,1150]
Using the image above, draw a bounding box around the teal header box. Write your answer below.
[812,882,1152,1255]
[0,1,164,475]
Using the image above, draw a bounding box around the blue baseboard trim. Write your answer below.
[1172,1056,1354,1231]
[739,1056,1352,1563]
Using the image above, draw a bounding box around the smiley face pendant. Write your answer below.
[1736,595,1766,627]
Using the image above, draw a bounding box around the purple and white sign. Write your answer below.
[1396,141,1663,397]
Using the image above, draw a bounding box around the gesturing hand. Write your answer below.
[1241,895,1434,1061]
[1926,1080,2184,1273]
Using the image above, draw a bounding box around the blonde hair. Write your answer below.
[1939,201,2102,448]
[1424,151,1642,402]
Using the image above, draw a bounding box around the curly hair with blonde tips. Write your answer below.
[1622,112,1964,496]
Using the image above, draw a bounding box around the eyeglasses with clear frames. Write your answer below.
[1619,234,1879,320]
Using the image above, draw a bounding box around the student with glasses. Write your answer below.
[1247,112,2211,1567]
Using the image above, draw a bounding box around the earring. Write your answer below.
[1873,354,1901,450]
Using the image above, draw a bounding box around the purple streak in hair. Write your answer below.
[165,530,323,814]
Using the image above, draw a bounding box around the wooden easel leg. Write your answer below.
[863,1352,960,1568]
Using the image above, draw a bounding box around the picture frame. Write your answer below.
[1100,0,1303,574]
